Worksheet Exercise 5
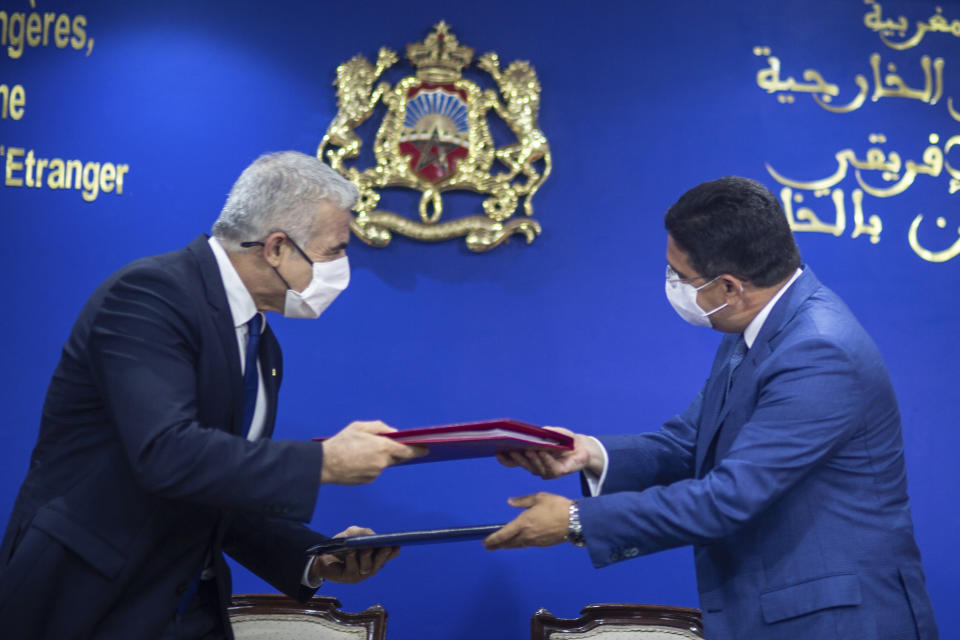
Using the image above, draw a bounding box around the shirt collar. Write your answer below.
[208,236,263,331]
[742,267,803,348]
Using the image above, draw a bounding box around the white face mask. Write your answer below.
[664,265,727,328]
[241,234,350,319]
[283,255,350,319]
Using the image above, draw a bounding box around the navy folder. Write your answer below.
[306,524,506,555]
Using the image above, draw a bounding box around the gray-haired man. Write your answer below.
[0,151,423,640]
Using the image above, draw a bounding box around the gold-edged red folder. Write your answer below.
[313,419,573,464]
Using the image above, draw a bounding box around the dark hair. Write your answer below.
[664,176,801,287]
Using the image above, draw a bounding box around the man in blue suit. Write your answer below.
[485,177,938,639]
[0,151,423,639]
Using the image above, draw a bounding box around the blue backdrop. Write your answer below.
[1,1,956,637]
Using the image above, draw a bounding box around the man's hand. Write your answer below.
[320,421,427,485]
[308,526,400,584]
[483,492,573,550]
[496,427,604,479]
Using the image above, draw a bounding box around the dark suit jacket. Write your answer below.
[579,268,938,639]
[0,235,328,639]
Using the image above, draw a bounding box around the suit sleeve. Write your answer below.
[86,265,323,522]
[579,337,863,567]
[222,513,329,602]
[591,388,704,494]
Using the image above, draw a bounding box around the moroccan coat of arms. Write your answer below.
[318,22,551,252]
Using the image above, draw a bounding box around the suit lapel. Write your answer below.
[186,235,245,435]
[695,334,739,474]
[694,267,823,476]
[713,341,764,431]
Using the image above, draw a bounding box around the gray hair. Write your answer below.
[211,151,358,251]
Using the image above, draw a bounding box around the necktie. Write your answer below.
[726,334,747,396]
[240,313,262,438]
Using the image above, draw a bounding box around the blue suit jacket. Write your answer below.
[0,236,328,639]
[578,268,938,639]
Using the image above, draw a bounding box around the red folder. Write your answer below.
[313,419,573,464]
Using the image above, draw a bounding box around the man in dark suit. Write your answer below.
[484,177,938,639]
[0,151,423,639]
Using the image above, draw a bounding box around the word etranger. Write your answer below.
[3,146,128,202]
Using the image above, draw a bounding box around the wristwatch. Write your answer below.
[566,501,586,547]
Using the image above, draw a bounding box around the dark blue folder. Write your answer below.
[306,524,506,555]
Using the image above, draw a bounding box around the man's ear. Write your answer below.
[720,275,746,299]
[262,232,287,267]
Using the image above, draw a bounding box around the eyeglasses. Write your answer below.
[666,264,703,283]
[241,232,315,265]
[666,264,717,290]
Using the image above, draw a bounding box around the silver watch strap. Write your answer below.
[566,501,586,547]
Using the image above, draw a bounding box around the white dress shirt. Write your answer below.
[207,237,321,588]
[584,267,804,495]
[208,237,267,441]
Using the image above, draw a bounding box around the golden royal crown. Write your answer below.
[407,21,473,83]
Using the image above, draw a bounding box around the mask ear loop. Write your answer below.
[700,278,744,318]
[240,239,296,290]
